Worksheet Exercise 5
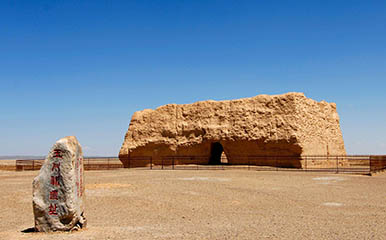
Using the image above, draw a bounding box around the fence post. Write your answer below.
[275,156,278,171]
[336,156,339,174]
[172,157,174,170]
[305,156,307,172]
[150,157,152,170]
[162,157,164,170]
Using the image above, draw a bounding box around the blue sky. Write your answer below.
[1,0,385,156]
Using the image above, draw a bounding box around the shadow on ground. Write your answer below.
[21,227,36,233]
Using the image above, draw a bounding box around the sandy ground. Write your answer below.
[0,169,385,240]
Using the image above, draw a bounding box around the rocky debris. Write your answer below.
[33,136,86,232]
[119,92,346,167]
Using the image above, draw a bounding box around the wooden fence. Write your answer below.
[11,155,386,175]
[15,157,123,171]
[123,155,386,175]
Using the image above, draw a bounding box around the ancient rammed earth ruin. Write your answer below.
[119,92,346,168]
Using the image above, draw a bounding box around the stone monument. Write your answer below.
[32,136,86,232]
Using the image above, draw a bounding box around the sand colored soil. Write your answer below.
[0,169,385,239]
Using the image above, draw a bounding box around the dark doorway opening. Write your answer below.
[209,142,224,165]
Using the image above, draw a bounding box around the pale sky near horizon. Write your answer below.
[1,1,385,156]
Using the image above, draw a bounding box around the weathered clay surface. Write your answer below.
[33,136,86,232]
[119,93,346,167]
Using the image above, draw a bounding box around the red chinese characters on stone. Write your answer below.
[79,164,83,197]
[53,149,63,159]
[48,203,58,215]
[50,176,60,186]
[49,190,58,200]
[51,162,60,171]
[48,157,61,216]
[75,157,83,197]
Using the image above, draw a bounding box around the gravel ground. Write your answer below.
[0,169,385,240]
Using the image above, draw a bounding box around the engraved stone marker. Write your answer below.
[33,136,86,232]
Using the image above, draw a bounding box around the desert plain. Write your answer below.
[0,168,385,240]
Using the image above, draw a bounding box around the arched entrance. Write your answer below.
[209,142,227,165]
